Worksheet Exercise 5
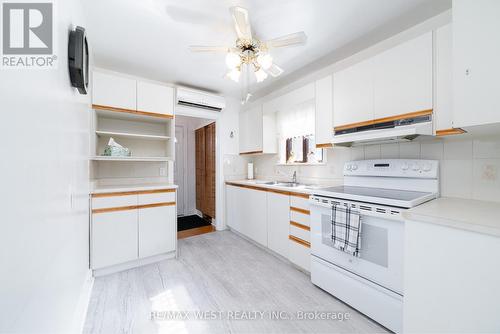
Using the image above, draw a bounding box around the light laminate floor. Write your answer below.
[83,231,388,334]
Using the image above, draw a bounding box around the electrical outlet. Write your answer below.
[159,167,166,176]
[482,164,497,181]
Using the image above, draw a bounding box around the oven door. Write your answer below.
[310,198,404,295]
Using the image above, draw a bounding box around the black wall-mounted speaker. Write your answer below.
[68,26,89,95]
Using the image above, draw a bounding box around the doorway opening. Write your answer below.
[175,115,216,239]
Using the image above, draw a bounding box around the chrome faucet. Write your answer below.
[292,171,297,183]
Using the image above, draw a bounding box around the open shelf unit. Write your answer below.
[91,108,175,160]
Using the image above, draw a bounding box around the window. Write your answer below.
[277,99,324,164]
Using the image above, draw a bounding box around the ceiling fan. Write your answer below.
[189,7,307,84]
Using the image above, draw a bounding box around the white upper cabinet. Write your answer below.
[434,23,453,132]
[136,81,174,116]
[239,105,277,154]
[453,0,500,128]
[315,75,333,146]
[92,71,136,110]
[333,58,374,128]
[372,32,433,120]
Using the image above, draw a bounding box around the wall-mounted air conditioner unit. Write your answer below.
[176,87,226,112]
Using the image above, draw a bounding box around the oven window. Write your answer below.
[321,214,388,268]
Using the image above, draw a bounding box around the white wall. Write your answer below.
[0,0,91,332]
[175,115,213,216]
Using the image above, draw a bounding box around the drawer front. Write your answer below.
[290,195,310,211]
[290,224,310,242]
[92,194,137,210]
[289,238,310,272]
[138,191,176,205]
[290,210,310,227]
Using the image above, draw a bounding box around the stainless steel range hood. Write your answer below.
[332,114,434,147]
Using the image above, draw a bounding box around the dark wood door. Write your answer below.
[195,127,205,213]
[204,122,216,218]
[195,122,216,219]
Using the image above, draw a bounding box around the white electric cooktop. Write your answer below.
[313,185,437,208]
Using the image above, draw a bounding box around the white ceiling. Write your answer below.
[83,0,450,99]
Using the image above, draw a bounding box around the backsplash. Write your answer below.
[225,135,500,203]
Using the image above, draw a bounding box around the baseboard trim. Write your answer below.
[72,269,94,334]
[92,252,176,277]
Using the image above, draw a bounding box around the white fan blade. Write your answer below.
[265,32,307,48]
[230,7,252,40]
[267,64,284,77]
[189,45,232,53]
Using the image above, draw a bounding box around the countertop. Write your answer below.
[403,197,500,237]
[225,179,332,196]
[91,182,177,194]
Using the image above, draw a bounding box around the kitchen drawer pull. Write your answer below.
[92,188,175,198]
[93,202,175,214]
[290,207,310,215]
[289,235,310,248]
[136,202,175,209]
[290,221,310,231]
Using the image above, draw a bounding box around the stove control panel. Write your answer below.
[344,159,439,178]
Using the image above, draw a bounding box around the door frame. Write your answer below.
[176,107,222,230]
[174,124,188,216]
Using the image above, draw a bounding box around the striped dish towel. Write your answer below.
[331,204,361,257]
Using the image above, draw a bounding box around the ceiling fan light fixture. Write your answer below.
[254,67,268,83]
[227,68,241,82]
[257,53,273,70]
[225,52,241,69]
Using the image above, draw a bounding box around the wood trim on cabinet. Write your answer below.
[239,150,264,155]
[333,109,433,132]
[92,201,175,214]
[92,188,176,198]
[289,192,310,199]
[92,205,138,214]
[225,182,310,198]
[436,128,467,136]
[289,235,311,248]
[316,143,333,149]
[92,104,174,119]
[267,188,292,196]
[136,202,176,210]
[290,206,310,215]
[290,221,310,231]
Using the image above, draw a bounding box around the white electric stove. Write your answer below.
[309,159,439,333]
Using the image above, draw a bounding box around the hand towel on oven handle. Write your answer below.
[331,204,361,257]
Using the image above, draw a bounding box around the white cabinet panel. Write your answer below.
[92,194,137,209]
[453,0,500,128]
[137,191,175,205]
[137,81,174,116]
[333,58,374,127]
[242,187,267,246]
[138,205,176,258]
[226,185,242,233]
[92,71,136,110]
[267,192,290,258]
[246,106,263,153]
[315,75,333,145]
[92,209,138,269]
[435,24,453,131]
[289,239,310,272]
[372,32,433,119]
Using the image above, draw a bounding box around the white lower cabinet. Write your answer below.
[92,209,138,269]
[91,189,177,272]
[226,184,311,272]
[138,205,176,258]
[267,192,290,258]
